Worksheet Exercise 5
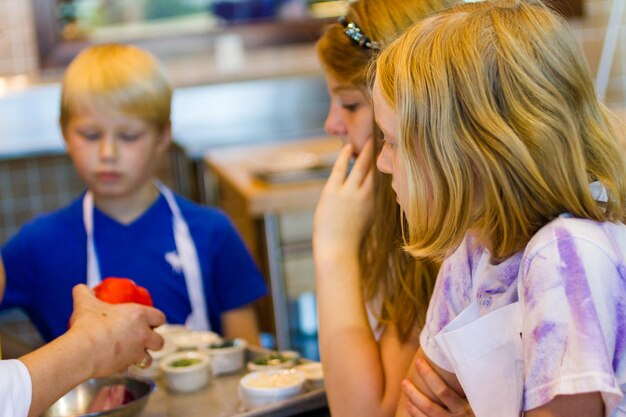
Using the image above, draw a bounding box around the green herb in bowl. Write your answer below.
[247,350,299,371]
[253,354,290,366]
[169,358,201,368]
[209,339,237,349]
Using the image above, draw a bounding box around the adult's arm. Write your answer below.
[19,284,165,417]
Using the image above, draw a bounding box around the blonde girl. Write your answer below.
[312,0,456,416]
[373,0,626,416]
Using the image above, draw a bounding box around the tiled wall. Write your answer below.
[0,0,38,76]
[0,146,188,245]
[0,154,83,244]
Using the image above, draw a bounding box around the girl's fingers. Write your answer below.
[407,401,426,417]
[326,144,353,187]
[402,379,449,417]
[415,359,467,413]
[360,166,374,197]
[345,139,374,187]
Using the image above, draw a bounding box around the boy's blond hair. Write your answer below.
[317,0,454,342]
[375,0,626,261]
[60,43,172,134]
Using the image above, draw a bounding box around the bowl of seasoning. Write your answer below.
[247,351,299,372]
[171,330,222,351]
[239,369,306,408]
[159,351,212,393]
[128,339,177,379]
[202,338,247,375]
[294,362,324,390]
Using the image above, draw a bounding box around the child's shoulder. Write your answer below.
[17,197,83,238]
[5,196,84,252]
[525,216,626,263]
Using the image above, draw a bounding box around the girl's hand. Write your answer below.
[313,140,374,260]
[402,358,475,417]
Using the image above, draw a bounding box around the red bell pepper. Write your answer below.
[94,277,153,306]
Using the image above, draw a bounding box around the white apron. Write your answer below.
[434,259,524,417]
[83,181,210,331]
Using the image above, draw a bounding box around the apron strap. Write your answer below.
[83,183,210,331]
[155,181,210,331]
[83,191,101,288]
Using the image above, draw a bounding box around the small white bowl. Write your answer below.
[160,351,212,393]
[171,330,222,351]
[155,324,188,338]
[247,351,299,371]
[239,369,306,408]
[129,340,177,379]
[202,338,247,376]
[294,362,324,390]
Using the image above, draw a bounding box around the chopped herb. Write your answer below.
[170,358,201,367]
[210,340,237,349]
[252,353,289,366]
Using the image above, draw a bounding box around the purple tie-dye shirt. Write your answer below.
[420,216,626,415]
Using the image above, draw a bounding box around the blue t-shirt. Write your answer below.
[1,193,267,342]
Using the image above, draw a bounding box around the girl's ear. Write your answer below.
[157,123,172,153]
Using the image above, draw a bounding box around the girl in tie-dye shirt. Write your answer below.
[371,1,626,416]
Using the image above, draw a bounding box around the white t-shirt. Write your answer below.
[0,359,32,417]
[365,295,384,341]
[420,216,626,415]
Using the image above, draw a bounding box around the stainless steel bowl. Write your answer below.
[42,376,155,417]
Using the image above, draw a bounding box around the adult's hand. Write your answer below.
[68,284,165,377]
[20,285,165,417]
[313,140,374,261]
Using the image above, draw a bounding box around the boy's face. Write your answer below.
[324,74,374,156]
[64,107,170,202]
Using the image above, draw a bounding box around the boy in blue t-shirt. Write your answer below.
[0,44,267,345]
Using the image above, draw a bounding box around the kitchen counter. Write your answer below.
[143,375,328,417]
[204,136,340,350]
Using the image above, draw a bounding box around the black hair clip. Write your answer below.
[338,16,381,51]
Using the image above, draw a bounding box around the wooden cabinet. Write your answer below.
[204,136,340,353]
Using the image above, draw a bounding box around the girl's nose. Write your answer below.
[324,105,348,137]
[376,146,391,174]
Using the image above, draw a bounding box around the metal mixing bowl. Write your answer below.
[42,376,155,417]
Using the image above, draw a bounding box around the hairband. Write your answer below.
[338,16,381,51]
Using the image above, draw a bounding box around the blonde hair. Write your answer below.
[60,43,172,133]
[317,0,453,342]
[375,0,626,261]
